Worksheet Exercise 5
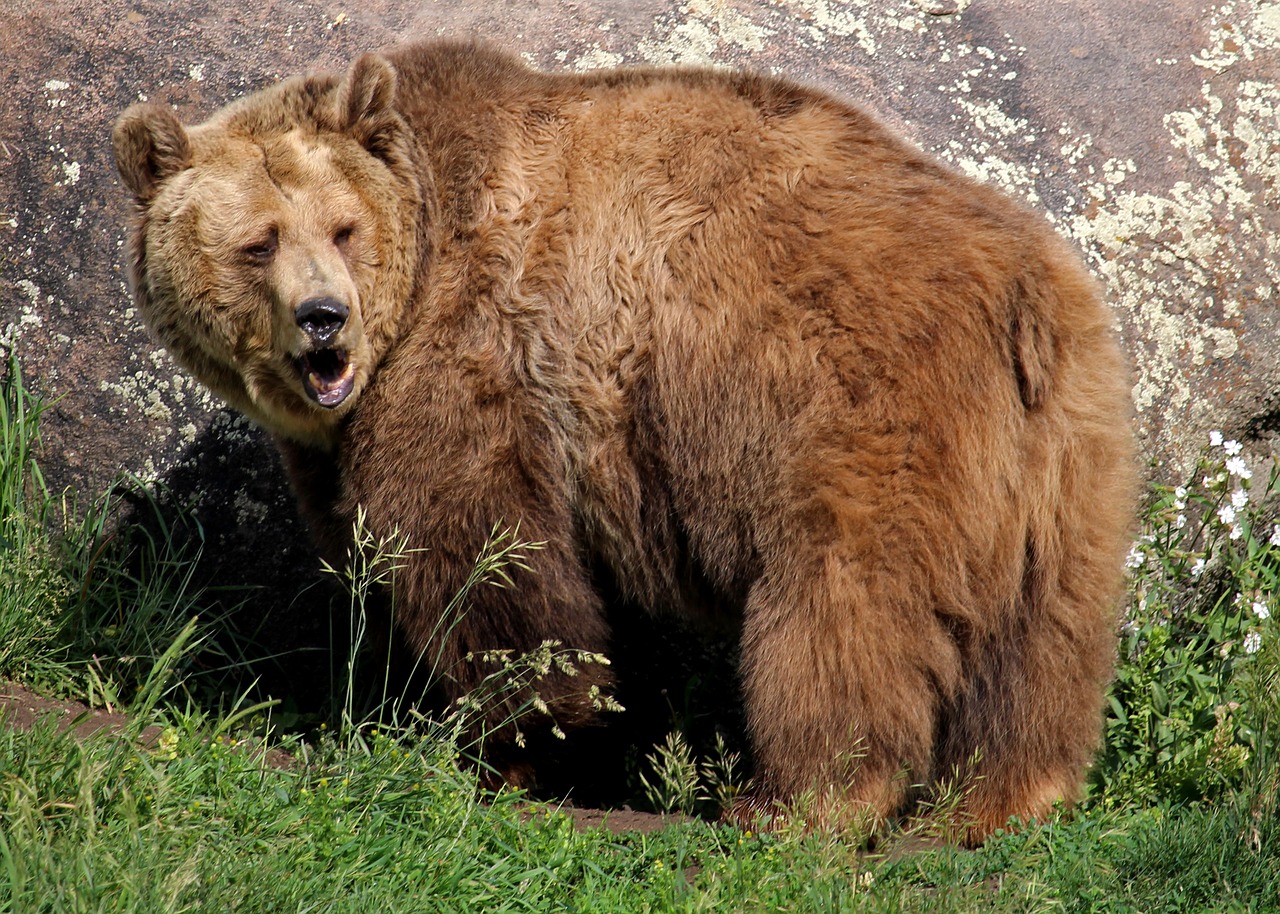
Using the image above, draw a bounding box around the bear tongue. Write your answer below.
[301,350,355,408]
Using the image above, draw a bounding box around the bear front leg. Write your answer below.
[337,376,615,787]
[738,558,962,832]
[392,504,615,784]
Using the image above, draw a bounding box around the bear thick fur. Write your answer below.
[113,41,1135,840]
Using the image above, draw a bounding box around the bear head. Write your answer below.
[113,55,423,444]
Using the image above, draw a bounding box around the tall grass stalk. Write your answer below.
[322,510,623,772]
[0,357,239,710]
[321,504,418,735]
[0,356,67,682]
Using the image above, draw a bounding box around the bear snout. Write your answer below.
[295,296,349,345]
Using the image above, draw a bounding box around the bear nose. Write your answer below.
[295,297,349,344]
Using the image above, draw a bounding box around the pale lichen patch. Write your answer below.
[785,0,878,56]
[1059,4,1279,455]
[572,46,624,72]
[954,96,1032,140]
[42,79,71,111]
[637,0,773,66]
[1194,0,1280,71]
[952,151,1042,205]
[234,490,270,526]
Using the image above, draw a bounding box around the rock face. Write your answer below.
[1,1,1277,712]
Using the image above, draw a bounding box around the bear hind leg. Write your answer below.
[937,539,1118,844]
[738,557,962,832]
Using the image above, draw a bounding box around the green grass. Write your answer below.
[0,355,248,708]
[0,356,67,685]
[2,717,1276,913]
[1,356,1278,912]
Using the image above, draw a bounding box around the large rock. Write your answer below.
[2,0,1277,708]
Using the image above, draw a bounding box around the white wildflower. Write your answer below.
[1125,545,1146,570]
[1218,504,1237,526]
[1244,631,1262,654]
[1253,601,1271,621]
[1231,523,1244,541]
[1224,439,1243,456]
[1270,525,1280,548]
[1225,456,1252,480]
[1173,486,1188,510]
[1210,430,1224,447]
[1232,488,1249,509]
[1176,514,1187,529]
[1191,558,1207,577]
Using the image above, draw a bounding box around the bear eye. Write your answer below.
[243,229,278,263]
[333,225,355,249]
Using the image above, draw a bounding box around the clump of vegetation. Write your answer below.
[638,730,749,817]
[321,507,623,768]
[1097,431,1278,806]
[0,357,68,681]
[0,356,237,707]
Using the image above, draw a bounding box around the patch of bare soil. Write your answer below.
[0,680,162,744]
[0,680,676,834]
[550,803,687,835]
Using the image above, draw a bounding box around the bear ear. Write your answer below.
[113,103,192,203]
[334,53,400,156]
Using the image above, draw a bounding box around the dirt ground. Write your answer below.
[0,680,162,743]
[0,679,676,835]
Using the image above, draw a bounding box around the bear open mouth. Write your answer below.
[295,348,355,408]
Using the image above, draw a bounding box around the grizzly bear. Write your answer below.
[113,40,1135,840]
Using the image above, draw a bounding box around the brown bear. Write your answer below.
[113,40,1135,841]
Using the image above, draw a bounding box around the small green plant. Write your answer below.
[65,477,246,710]
[639,730,749,816]
[639,729,701,815]
[903,750,984,844]
[323,510,623,762]
[0,356,69,682]
[1098,432,1278,805]
[0,355,234,708]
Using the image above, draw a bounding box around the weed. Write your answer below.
[639,730,749,817]
[0,356,235,709]
[322,508,623,772]
[1097,433,1279,806]
[640,729,701,815]
[0,355,69,683]
[320,503,420,734]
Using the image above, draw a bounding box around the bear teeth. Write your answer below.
[298,349,355,408]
